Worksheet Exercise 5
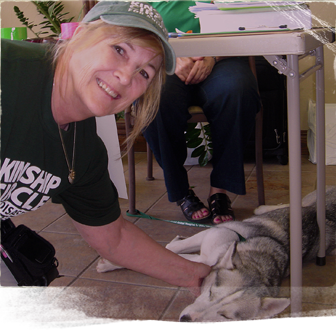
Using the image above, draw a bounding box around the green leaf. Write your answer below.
[199,152,209,167]
[204,125,212,135]
[186,137,203,149]
[185,128,201,141]
[48,3,56,17]
[191,145,205,158]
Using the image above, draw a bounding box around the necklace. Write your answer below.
[58,123,77,184]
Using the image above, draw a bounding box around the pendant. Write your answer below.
[68,170,75,184]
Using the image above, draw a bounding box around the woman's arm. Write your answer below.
[72,215,211,295]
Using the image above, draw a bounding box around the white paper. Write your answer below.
[307,100,336,165]
[96,116,128,199]
[190,1,312,33]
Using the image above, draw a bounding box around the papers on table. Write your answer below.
[189,1,312,33]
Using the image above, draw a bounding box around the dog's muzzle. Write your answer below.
[180,314,192,322]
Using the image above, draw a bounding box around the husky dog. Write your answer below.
[96,187,336,322]
[165,186,336,322]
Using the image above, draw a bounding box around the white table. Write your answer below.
[170,28,335,314]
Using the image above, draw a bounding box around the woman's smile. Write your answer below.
[96,78,120,99]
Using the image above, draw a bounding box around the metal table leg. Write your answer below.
[266,47,327,315]
[286,54,303,315]
[315,45,326,265]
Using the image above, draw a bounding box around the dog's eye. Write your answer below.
[219,312,232,320]
[209,290,213,299]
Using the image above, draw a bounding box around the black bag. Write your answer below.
[1,218,60,286]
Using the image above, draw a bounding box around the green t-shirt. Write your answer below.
[1,39,121,226]
[150,1,208,33]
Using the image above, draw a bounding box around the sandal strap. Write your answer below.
[177,189,210,222]
[208,193,235,219]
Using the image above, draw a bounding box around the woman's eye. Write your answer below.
[114,45,124,56]
[139,69,149,80]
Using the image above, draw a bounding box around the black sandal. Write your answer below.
[208,193,235,224]
[176,189,211,223]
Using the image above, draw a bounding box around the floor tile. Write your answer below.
[161,289,195,321]
[2,152,336,325]
[54,278,178,320]
[40,232,99,277]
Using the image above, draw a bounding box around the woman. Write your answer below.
[1,1,210,293]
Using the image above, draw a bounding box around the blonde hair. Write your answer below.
[53,20,166,147]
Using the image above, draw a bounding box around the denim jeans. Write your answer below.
[143,57,260,202]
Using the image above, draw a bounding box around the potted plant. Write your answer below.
[13,1,75,41]
[185,122,213,166]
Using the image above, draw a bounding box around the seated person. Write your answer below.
[144,1,261,225]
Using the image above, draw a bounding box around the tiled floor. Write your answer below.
[1,152,336,325]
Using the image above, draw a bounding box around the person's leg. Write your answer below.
[0,259,53,323]
[197,57,260,223]
[143,74,191,201]
[143,75,210,221]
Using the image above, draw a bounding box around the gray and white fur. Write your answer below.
[165,186,336,322]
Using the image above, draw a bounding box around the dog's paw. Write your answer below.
[96,258,123,273]
[254,204,288,215]
[166,235,186,250]
[254,205,272,215]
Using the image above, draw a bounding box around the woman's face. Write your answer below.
[66,37,162,120]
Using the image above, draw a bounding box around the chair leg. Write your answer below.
[125,107,137,214]
[248,56,265,205]
[146,143,154,181]
[255,108,265,205]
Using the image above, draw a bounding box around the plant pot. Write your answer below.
[24,38,57,44]
[60,22,79,39]
[1,27,27,40]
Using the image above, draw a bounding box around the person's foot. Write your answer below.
[177,189,211,223]
[191,207,210,221]
[208,188,235,224]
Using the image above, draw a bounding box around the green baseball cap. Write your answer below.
[83,1,176,75]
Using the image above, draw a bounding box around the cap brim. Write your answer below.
[99,15,176,75]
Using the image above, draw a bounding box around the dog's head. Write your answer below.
[179,242,290,322]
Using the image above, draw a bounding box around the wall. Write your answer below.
[1,0,336,130]
[300,1,336,129]
[0,1,84,38]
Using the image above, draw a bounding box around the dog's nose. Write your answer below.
[180,314,192,322]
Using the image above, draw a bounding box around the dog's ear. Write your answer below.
[215,242,242,270]
[257,297,290,319]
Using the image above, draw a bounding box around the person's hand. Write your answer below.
[175,57,216,85]
[175,57,198,82]
[186,263,211,297]
[185,57,216,85]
